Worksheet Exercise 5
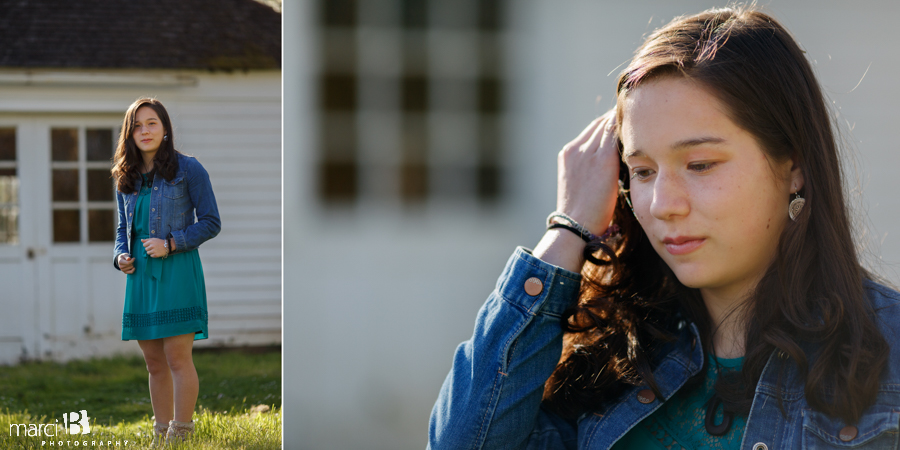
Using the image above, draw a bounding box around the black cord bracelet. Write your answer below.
[548,223,591,242]
[548,223,618,266]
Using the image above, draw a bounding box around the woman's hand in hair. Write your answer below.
[117,254,136,274]
[556,109,621,234]
[141,238,169,258]
[534,110,620,273]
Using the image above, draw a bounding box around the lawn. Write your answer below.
[0,347,281,449]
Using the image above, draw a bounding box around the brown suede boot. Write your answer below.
[165,419,194,443]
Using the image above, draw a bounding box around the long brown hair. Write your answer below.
[111,98,179,193]
[543,6,888,425]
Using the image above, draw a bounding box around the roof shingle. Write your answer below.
[0,0,281,70]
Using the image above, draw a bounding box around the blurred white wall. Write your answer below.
[285,0,900,448]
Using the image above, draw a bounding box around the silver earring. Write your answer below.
[788,192,805,221]
[163,134,168,141]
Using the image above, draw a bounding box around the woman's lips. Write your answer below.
[663,237,706,255]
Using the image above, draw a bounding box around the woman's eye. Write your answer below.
[630,169,654,180]
[688,162,717,173]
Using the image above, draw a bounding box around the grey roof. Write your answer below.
[0,0,281,71]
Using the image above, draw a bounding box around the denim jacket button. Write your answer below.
[752,443,768,450]
[151,230,155,234]
[839,426,858,441]
[154,186,158,190]
[523,277,543,296]
[636,389,655,404]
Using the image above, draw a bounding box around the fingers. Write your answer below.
[566,115,608,152]
[563,109,617,157]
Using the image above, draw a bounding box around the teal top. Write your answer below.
[121,172,208,341]
[611,354,746,450]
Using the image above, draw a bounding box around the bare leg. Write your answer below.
[137,339,174,425]
[163,333,198,423]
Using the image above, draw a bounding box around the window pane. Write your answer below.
[318,160,358,202]
[51,128,78,162]
[87,169,113,202]
[478,0,502,30]
[477,164,501,200]
[321,0,355,27]
[478,77,502,114]
[401,75,428,111]
[0,128,15,161]
[401,0,427,28]
[0,173,18,203]
[400,161,428,202]
[0,206,18,244]
[88,209,115,242]
[53,169,79,202]
[53,209,80,242]
[321,74,357,111]
[86,129,113,162]
[0,173,18,244]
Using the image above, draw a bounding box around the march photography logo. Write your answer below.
[9,409,132,447]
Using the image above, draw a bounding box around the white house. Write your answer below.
[0,0,282,363]
[284,0,900,448]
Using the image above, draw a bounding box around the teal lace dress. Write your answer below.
[122,172,209,341]
[611,354,746,450]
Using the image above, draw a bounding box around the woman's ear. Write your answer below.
[790,156,804,193]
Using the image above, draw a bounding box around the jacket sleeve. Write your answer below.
[169,159,221,253]
[113,189,129,269]
[429,247,582,450]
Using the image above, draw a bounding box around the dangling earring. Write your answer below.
[788,192,805,221]
[163,134,168,141]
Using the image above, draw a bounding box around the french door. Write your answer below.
[0,116,126,363]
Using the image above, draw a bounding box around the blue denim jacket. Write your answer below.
[429,247,900,449]
[113,152,221,269]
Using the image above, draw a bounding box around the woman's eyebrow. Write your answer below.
[623,136,726,159]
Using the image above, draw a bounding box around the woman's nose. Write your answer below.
[648,171,690,220]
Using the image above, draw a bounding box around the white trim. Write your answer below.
[0,71,198,87]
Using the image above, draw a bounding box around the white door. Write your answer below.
[2,116,128,363]
[0,121,37,363]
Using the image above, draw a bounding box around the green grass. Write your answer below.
[0,347,281,449]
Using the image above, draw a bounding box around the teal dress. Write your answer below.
[122,173,209,341]
[611,354,746,450]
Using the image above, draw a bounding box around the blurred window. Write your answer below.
[317,0,506,204]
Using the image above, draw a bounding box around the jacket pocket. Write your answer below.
[163,173,185,199]
[802,408,899,449]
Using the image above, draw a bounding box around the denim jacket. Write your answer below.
[113,152,221,269]
[429,247,900,450]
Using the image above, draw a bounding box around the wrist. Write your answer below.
[534,229,586,274]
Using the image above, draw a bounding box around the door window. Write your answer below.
[50,127,116,243]
[0,127,18,244]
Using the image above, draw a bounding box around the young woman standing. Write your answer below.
[112,98,221,444]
